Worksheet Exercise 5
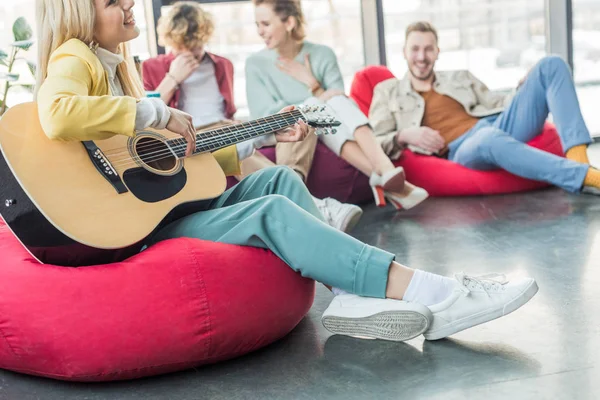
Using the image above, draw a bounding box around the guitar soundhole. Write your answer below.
[135,137,176,171]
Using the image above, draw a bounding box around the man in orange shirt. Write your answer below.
[370,21,600,195]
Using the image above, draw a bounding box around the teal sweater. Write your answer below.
[245,41,344,119]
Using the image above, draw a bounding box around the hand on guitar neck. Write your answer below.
[272,105,313,143]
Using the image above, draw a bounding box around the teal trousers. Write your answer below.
[145,166,394,298]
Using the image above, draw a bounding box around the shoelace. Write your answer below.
[455,272,508,297]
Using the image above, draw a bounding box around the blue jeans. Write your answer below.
[144,166,394,298]
[448,56,592,193]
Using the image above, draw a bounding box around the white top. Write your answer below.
[179,56,226,127]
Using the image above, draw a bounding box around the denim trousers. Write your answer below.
[448,56,592,193]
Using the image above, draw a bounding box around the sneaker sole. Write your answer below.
[424,280,539,341]
[322,310,430,342]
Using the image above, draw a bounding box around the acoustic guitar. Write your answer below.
[0,102,340,265]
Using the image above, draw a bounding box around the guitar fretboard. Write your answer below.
[167,110,304,158]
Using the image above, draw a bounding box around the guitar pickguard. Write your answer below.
[122,167,187,203]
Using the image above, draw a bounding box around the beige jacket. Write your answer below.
[369,70,514,159]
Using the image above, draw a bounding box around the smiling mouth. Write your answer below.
[124,14,135,25]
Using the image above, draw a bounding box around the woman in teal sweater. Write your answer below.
[245,0,429,210]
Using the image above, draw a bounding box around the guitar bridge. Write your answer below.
[82,141,128,194]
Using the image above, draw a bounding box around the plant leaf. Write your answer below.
[0,59,7,67]
[0,49,7,59]
[11,40,34,51]
[26,60,36,76]
[12,17,33,42]
[17,84,35,92]
[0,72,19,82]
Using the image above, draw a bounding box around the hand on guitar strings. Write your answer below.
[166,107,197,156]
[274,106,314,143]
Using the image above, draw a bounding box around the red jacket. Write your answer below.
[142,52,237,119]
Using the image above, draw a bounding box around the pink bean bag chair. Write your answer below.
[0,219,315,381]
[350,65,564,196]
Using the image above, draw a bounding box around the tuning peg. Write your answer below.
[331,128,337,134]
[319,105,326,111]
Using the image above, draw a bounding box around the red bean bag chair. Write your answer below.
[350,65,564,196]
[0,219,315,381]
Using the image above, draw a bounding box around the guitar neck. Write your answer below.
[166,110,304,158]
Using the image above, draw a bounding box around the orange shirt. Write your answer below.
[418,90,479,147]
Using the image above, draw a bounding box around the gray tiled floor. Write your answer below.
[1,186,599,400]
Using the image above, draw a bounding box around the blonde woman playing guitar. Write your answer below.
[0,0,540,344]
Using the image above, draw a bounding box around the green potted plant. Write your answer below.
[0,17,35,116]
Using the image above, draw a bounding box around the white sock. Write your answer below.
[332,287,349,296]
[402,270,456,306]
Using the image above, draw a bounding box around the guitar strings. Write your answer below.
[107,115,306,169]
[102,110,303,159]
[104,115,301,167]
[107,115,302,168]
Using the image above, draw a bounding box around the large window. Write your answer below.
[2,0,595,133]
[382,0,546,91]
[573,0,600,135]
[159,0,364,119]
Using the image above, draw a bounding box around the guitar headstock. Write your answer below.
[297,105,341,136]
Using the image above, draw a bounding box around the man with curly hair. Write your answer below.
[143,2,235,130]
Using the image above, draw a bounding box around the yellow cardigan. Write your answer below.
[37,39,241,176]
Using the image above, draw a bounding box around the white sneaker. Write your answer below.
[314,197,363,233]
[322,294,433,341]
[423,273,539,341]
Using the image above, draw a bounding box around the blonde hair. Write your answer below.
[405,21,439,44]
[253,0,306,41]
[35,0,144,98]
[157,2,214,50]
